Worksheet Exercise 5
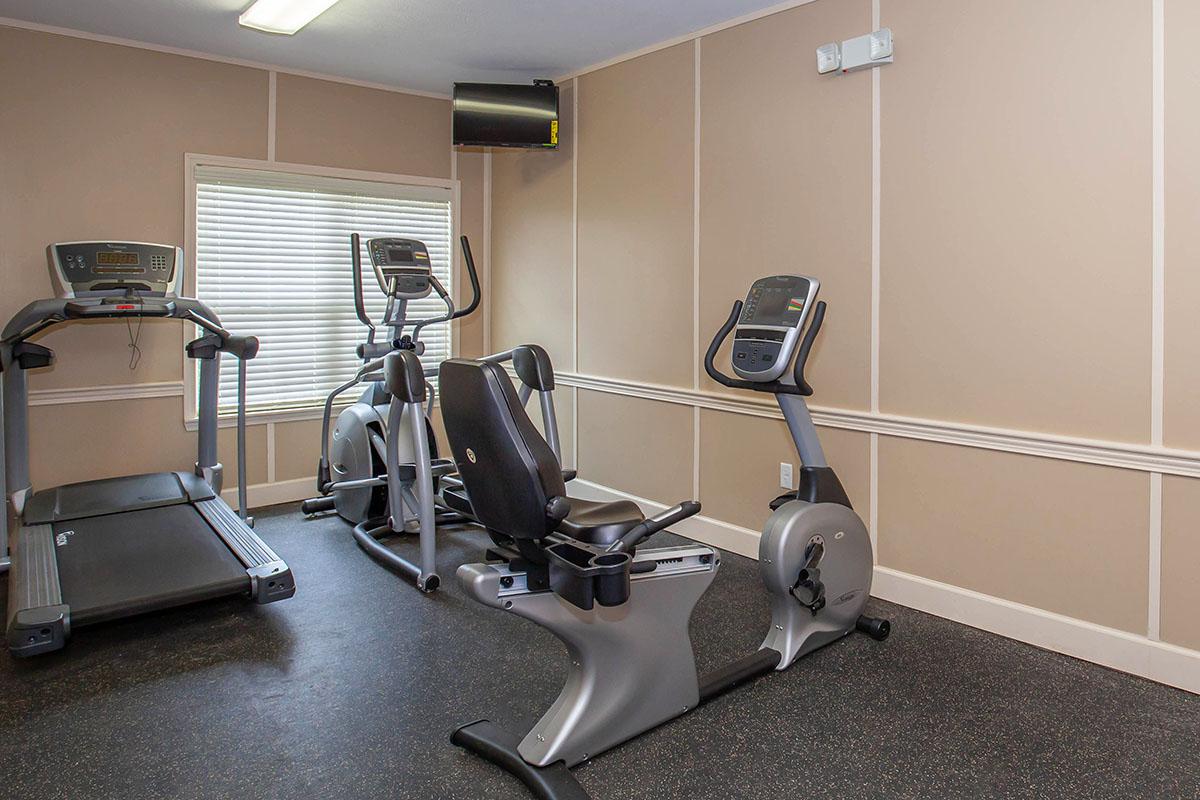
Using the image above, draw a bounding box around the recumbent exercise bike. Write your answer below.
[438,273,890,800]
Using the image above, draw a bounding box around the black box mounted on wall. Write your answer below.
[453,80,559,149]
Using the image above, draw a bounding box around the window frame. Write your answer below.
[183,153,462,427]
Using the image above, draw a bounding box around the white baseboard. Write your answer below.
[220,476,313,510]
[571,478,1200,695]
[872,567,1200,695]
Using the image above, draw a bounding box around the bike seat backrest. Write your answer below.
[512,344,555,391]
[438,358,568,542]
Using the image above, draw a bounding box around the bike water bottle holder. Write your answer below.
[544,539,633,611]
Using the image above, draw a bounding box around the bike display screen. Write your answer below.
[744,277,812,328]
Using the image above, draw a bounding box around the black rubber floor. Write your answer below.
[1,504,1197,800]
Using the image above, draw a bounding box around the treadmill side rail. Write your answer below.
[194,499,295,603]
[7,524,69,656]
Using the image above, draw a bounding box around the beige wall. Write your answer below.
[0,27,268,391]
[878,438,1149,634]
[273,419,326,483]
[28,398,268,490]
[1164,0,1200,450]
[577,44,695,388]
[490,84,576,370]
[880,0,1151,442]
[0,26,484,494]
[1160,0,1200,651]
[456,149,489,358]
[486,0,1200,676]
[1162,477,1200,650]
[275,74,451,178]
[577,391,692,503]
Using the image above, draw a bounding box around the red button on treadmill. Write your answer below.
[115,304,136,310]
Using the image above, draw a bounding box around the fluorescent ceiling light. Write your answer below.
[239,0,342,35]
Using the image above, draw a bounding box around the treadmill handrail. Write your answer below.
[1,294,250,512]
[3,296,227,346]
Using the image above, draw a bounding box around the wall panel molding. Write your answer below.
[557,371,1200,478]
[1149,0,1166,642]
[28,380,185,407]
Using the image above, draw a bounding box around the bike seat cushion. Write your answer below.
[556,499,645,547]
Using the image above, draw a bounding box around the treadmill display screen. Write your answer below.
[386,247,413,263]
[96,251,140,266]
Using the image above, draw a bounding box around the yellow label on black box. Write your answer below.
[550,120,559,146]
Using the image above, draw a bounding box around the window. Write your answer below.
[192,163,455,416]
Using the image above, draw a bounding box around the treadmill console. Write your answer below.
[731,275,820,382]
[367,237,433,300]
[48,241,183,298]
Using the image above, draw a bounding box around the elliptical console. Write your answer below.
[366,238,434,299]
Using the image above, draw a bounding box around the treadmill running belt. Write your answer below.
[54,505,249,626]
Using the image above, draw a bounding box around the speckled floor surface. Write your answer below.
[1,504,1197,800]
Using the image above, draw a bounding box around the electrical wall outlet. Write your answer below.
[780,462,795,490]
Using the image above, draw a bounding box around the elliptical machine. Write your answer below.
[440,274,889,800]
[301,234,566,592]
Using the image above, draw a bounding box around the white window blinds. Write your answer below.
[194,165,454,416]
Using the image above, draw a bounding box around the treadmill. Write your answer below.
[0,241,295,657]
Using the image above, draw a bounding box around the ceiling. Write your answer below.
[0,0,788,95]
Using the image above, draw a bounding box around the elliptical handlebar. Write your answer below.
[351,234,481,350]
[350,233,375,332]
[412,275,456,344]
[451,235,482,321]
